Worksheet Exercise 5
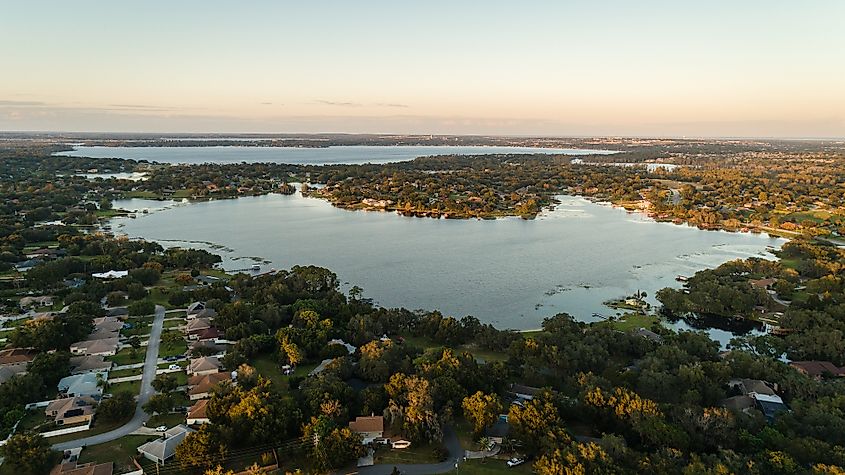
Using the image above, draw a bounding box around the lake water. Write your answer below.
[55,145,617,165]
[109,193,784,344]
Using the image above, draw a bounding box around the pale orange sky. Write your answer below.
[1,1,843,137]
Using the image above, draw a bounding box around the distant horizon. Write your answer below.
[2,130,843,142]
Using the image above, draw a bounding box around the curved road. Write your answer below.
[53,305,166,451]
[349,427,463,475]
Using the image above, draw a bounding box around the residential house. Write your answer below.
[485,417,511,445]
[69,355,112,375]
[45,396,96,426]
[187,399,210,425]
[632,327,663,343]
[70,338,119,356]
[193,327,220,342]
[188,372,232,400]
[790,361,845,379]
[187,356,221,376]
[510,384,543,401]
[19,295,53,309]
[137,425,196,465]
[0,347,37,366]
[348,416,384,444]
[727,378,788,421]
[58,372,106,399]
[186,301,206,319]
[185,318,213,340]
[328,339,357,355]
[309,358,335,377]
[92,270,128,279]
[0,363,28,384]
[50,461,113,475]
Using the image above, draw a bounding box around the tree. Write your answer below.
[143,393,174,415]
[462,391,503,436]
[152,373,179,393]
[0,433,55,475]
[176,425,227,472]
[128,300,155,316]
[98,391,135,421]
[302,416,366,471]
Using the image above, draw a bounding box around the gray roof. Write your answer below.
[137,425,195,462]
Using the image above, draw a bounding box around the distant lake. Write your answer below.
[110,193,784,345]
[55,145,617,165]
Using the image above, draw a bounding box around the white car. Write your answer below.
[507,458,525,467]
[155,425,167,432]
[168,364,181,370]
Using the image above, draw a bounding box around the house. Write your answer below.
[328,339,357,355]
[185,318,214,339]
[190,340,226,355]
[19,296,53,309]
[69,355,112,374]
[137,424,196,465]
[750,278,777,290]
[186,301,207,319]
[15,259,41,272]
[187,399,210,425]
[632,327,663,343]
[510,384,543,401]
[188,372,232,400]
[309,358,335,377]
[485,417,511,445]
[50,460,113,475]
[193,308,218,320]
[87,326,121,341]
[790,361,845,379]
[45,396,96,425]
[0,363,28,384]
[70,338,119,356]
[727,378,788,421]
[187,356,222,376]
[194,327,220,342]
[92,270,129,279]
[0,347,37,366]
[194,275,221,286]
[58,372,106,399]
[348,416,384,444]
[721,395,755,413]
[92,316,124,331]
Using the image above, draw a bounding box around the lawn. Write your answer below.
[77,435,152,474]
[48,415,133,444]
[121,190,161,199]
[595,312,662,332]
[108,348,145,366]
[147,412,186,429]
[108,367,144,378]
[164,319,185,329]
[402,335,508,363]
[17,409,52,433]
[108,380,141,396]
[373,443,442,465]
[159,332,188,358]
[251,354,317,390]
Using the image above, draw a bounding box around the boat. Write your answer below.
[251,264,261,271]
[675,275,689,282]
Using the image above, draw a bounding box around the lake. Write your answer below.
[55,145,617,165]
[110,192,784,344]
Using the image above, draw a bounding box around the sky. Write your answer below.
[1,1,843,137]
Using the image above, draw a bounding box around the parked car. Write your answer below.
[168,364,181,370]
[155,425,167,432]
[507,458,525,467]
[164,356,177,362]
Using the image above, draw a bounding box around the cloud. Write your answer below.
[376,103,410,108]
[0,100,46,107]
[314,99,363,107]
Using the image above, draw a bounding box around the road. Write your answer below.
[348,427,464,475]
[53,305,166,451]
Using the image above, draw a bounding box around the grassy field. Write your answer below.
[48,414,133,444]
[595,312,661,332]
[147,412,186,428]
[77,435,152,474]
[108,367,144,378]
[448,458,533,474]
[108,380,141,396]
[251,354,317,389]
[108,348,146,366]
[373,443,442,465]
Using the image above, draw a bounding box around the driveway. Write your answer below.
[347,427,463,475]
[53,305,166,451]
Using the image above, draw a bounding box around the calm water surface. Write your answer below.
[56,145,616,165]
[110,193,784,344]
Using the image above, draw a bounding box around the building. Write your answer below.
[19,296,53,309]
[45,396,96,426]
[0,347,37,366]
[58,372,106,399]
[69,355,112,375]
[92,270,129,279]
[485,417,511,445]
[0,363,28,384]
[188,372,232,400]
[726,378,788,421]
[186,301,207,319]
[510,384,543,401]
[137,425,195,465]
[187,399,210,425]
[70,338,119,357]
[187,356,222,376]
[348,416,384,444]
[790,361,845,379]
[328,339,357,355]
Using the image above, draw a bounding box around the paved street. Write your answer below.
[52,305,166,451]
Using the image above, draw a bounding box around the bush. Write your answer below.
[128,300,155,316]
